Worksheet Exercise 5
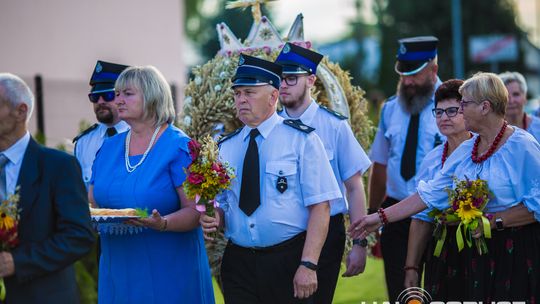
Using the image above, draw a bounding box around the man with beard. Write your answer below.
[74,60,129,189]
[368,36,443,301]
[275,43,372,304]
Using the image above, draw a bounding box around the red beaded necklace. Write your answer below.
[441,133,473,167]
[441,142,449,167]
[523,113,528,130]
[471,121,508,164]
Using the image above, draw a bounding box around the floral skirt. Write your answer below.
[423,222,540,302]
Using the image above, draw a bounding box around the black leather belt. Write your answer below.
[229,231,306,253]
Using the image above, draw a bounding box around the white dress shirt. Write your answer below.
[218,112,342,247]
[1,131,30,195]
[280,100,372,215]
[74,121,129,187]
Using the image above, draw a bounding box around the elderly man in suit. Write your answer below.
[0,73,95,303]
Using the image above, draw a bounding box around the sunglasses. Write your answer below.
[88,91,116,103]
[432,106,460,118]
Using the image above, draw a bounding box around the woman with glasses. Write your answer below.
[89,66,214,303]
[402,79,470,295]
[352,72,540,301]
[499,71,540,141]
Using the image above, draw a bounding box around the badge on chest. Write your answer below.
[276,170,288,193]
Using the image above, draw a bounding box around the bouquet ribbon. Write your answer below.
[433,224,447,257]
[0,277,5,300]
[456,215,491,252]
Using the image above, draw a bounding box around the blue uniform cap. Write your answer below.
[275,43,323,75]
[89,60,129,93]
[232,54,282,90]
[395,36,438,76]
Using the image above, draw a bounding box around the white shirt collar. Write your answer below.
[242,111,281,141]
[2,131,30,166]
[282,100,318,125]
[99,120,130,138]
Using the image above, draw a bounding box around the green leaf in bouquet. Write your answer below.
[135,208,149,218]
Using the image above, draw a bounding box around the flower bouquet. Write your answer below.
[430,176,492,256]
[183,135,235,236]
[0,191,21,300]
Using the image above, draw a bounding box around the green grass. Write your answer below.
[212,257,388,303]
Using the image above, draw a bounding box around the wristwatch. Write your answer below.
[300,261,318,271]
[353,238,368,248]
[495,217,504,231]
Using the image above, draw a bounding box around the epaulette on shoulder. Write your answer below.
[385,95,397,103]
[72,123,99,143]
[283,119,315,133]
[218,127,242,145]
[319,104,348,120]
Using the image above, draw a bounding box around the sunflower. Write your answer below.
[0,212,15,230]
[456,198,483,224]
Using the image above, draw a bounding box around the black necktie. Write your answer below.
[239,128,260,216]
[401,113,419,181]
[106,127,117,137]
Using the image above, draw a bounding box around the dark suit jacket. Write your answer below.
[5,138,95,303]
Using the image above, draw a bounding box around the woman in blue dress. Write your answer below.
[89,66,215,304]
[352,72,540,301]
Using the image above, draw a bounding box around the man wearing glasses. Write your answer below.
[276,43,372,304]
[73,60,129,188]
[368,36,443,301]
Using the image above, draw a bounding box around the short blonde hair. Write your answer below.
[115,66,175,126]
[459,72,507,117]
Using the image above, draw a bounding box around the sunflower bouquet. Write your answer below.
[431,176,492,256]
[183,135,235,222]
[0,190,21,300]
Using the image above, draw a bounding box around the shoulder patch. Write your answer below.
[319,104,348,120]
[283,119,315,133]
[72,123,99,143]
[385,95,397,103]
[218,127,242,145]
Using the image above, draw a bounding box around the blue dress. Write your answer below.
[91,125,215,304]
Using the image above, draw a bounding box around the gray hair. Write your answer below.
[115,66,175,126]
[499,71,527,95]
[0,73,34,122]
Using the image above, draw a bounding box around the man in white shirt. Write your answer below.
[73,60,129,188]
[368,36,443,301]
[276,43,372,304]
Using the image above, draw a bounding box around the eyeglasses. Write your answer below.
[432,106,460,118]
[282,74,308,86]
[459,99,481,108]
[88,91,115,103]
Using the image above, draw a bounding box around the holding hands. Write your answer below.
[348,212,384,240]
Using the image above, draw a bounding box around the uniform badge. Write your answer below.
[239,55,245,65]
[399,43,407,55]
[283,43,291,54]
[276,176,288,193]
[96,62,103,73]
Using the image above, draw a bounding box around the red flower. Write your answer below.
[188,139,202,160]
[188,173,205,185]
[506,239,514,254]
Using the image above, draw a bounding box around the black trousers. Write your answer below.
[221,232,314,304]
[380,197,411,302]
[313,214,345,304]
